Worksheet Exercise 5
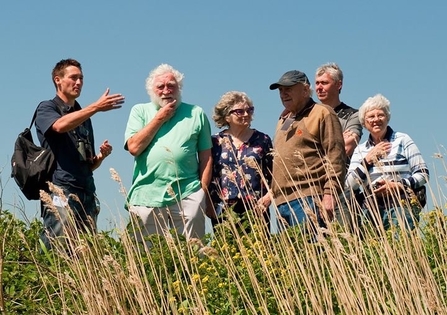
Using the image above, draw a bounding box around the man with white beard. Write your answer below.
[124,64,212,243]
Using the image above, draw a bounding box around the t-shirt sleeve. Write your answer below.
[35,101,61,135]
[345,111,363,138]
[124,105,147,151]
[197,109,212,152]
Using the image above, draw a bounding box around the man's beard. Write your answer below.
[151,93,182,108]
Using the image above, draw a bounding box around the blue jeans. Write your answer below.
[363,205,417,231]
[277,197,322,231]
[40,187,99,250]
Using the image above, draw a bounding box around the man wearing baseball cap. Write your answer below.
[269,69,346,233]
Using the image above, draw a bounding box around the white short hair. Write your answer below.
[358,94,391,125]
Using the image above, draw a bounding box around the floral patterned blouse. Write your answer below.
[209,129,273,203]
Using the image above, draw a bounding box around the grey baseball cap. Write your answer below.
[269,70,309,90]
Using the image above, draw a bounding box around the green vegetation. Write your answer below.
[2,161,447,314]
[1,203,447,314]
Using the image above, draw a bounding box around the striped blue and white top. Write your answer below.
[346,126,429,191]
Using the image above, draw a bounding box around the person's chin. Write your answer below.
[281,100,291,107]
[159,97,181,108]
[317,95,326,102]
[282,101,295,111]
[154,98,170,107]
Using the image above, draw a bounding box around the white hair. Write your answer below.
[145,64,184,101]
[358,93,391,125]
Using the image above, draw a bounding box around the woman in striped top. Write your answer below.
[346,94,429,231]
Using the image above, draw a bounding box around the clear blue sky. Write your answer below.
[1,0,446,231]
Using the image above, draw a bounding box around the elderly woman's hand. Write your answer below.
[365,141,392,164]
[372,178,404,196]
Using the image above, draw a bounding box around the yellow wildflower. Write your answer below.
[192,274,200,283]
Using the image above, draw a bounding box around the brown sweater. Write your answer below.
[272,99,346,206]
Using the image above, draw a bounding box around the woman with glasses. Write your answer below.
[346,94,429,231]
[207,91,273,233]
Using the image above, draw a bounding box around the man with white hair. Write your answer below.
[124,64,212,242]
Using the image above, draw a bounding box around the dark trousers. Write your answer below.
[40,187,99,250]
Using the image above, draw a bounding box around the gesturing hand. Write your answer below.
[95,88,125,112]
[98,140,112,160]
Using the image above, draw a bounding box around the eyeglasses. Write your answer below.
[365,113,387,123]
[229,107,254,117]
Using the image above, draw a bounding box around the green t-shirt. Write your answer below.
[124,102,212,207]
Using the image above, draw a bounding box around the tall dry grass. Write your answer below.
[29,151,447,314]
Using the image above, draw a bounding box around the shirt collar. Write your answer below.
[333,102,346,112]
[366,126,394,147]
[53,95,79,113]
[279,98,316,120]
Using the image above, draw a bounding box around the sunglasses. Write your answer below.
[229,107,255,117]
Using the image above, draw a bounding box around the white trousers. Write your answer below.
[129,188,206,245]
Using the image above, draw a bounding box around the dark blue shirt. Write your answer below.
[210,129,273,202]
[35,96,96,193]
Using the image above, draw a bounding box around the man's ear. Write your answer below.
[303,84,311,97]
[54,76,61,85]
[53,76,63,91]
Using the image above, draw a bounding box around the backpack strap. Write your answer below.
[29,109,38,130]
[31,97,66,130]
[50,96,70,115]
[49,96,81,144]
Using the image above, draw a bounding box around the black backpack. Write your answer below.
[11,102,61,200]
